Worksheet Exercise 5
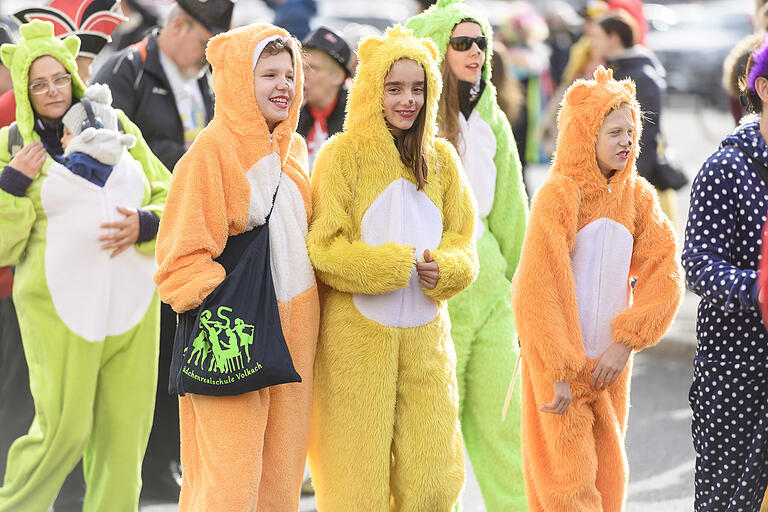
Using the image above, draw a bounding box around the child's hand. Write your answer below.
[591,342,633,390]
[540,381,571,415]
[9,142,46,179]
[417,249,439,289]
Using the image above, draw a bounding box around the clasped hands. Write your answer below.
[540,342,633,415]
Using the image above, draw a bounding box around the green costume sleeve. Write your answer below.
[308,136,414,295]
[0,127,36,267]
[485,106,529,281]
[424,139,479,302]
[118,110,171,256]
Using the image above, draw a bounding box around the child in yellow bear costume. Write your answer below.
[511,67,684,511]
[307,25,479,511]
[154,24,319,511]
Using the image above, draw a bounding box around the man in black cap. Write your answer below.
[91,0,233,502]
[298,26,352,171]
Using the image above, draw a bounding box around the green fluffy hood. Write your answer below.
[406,0,494,85]
[0,20,86,141]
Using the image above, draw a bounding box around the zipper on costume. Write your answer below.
[592,220,609,350]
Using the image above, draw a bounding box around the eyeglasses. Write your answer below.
[448,36,487,52]
[28,73,71,95]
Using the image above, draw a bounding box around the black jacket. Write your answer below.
[297,86,347,140]
[92,31,214,171]
[607,46,666,187]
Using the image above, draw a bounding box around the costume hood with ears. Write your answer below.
[554,66,642,195]
[406,0,494,84]
[1,20,86,142]
[345,25,442,147]
[205,23,303,166]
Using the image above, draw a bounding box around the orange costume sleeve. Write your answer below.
[612,181,684,350]
[153,149,230,314]
[511,177,586,383]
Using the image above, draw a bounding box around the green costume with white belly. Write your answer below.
[0,21,170,512]
[408,1,529,510]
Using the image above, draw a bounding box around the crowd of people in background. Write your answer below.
[0,0,766,511]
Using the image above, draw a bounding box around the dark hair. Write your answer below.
[597,11,637,49]
[261,37,301,60]
[390,62,429,190]
[741,49,765,113]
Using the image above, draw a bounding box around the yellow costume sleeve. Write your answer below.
[612,181,684,350]
[154,149,228,313]
[308,136,414,295]
[423,139,479,302]
[511,178,586,383]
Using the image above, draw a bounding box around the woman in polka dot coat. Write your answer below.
[682,36,768,512]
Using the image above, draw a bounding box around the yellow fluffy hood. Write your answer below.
[553,66,642,194]
[344,25,441,146]
[205,23,303,165]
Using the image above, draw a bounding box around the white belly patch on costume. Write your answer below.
[245,152,315,303]
[570,217,633,359]
[458,110,497,241]
[353,177,443,328]
[41,155,157,342]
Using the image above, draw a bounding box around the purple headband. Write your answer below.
[747,35,768,93]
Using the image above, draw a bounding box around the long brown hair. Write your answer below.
[438,59,461,149]
[392,67,429,190]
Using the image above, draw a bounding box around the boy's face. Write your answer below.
[252,51,295,132]
[595,104,633,178]
[61,125,74,149]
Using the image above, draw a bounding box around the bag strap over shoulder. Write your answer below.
[8,122,22,157]
[265,172,282,221]
[750,156,768,189]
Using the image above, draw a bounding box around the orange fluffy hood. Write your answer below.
[553,66,642,195]
[205,23,303,165]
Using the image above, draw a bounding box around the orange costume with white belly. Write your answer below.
[154,24,319,512]
[510,67,684,511]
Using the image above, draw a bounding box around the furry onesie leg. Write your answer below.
[521,358,631,512]
[309,294,464,512]
[0,295,159,512]
[178,288,319,512]
[451,295,525,511]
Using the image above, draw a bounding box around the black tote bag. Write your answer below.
[169,179,301,396]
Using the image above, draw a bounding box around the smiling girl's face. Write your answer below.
[253,50,295,132]
[382,58,425,137]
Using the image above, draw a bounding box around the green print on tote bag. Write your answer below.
[169,178,301,396]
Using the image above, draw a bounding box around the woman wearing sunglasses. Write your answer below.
[408,1,529,510]
[0,20,169,511]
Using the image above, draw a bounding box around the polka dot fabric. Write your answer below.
[682,119,768,512]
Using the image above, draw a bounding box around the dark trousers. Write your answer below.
[140,302,180,493]
[690,357,768,511]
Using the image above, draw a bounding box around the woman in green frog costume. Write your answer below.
[408,1,529,509]
[0,20,170,512]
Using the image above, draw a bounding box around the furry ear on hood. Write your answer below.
[344,25,442,145]
[553,66,642,189]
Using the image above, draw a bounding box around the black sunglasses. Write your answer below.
[449,35,487,52]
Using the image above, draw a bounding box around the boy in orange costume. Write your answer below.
[511,66,684,511]
[154,23,319,511]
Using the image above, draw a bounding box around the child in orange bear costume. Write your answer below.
[154,24,319,511]
[511,66,684,511]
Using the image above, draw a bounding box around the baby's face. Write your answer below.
[60,125,74,149]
